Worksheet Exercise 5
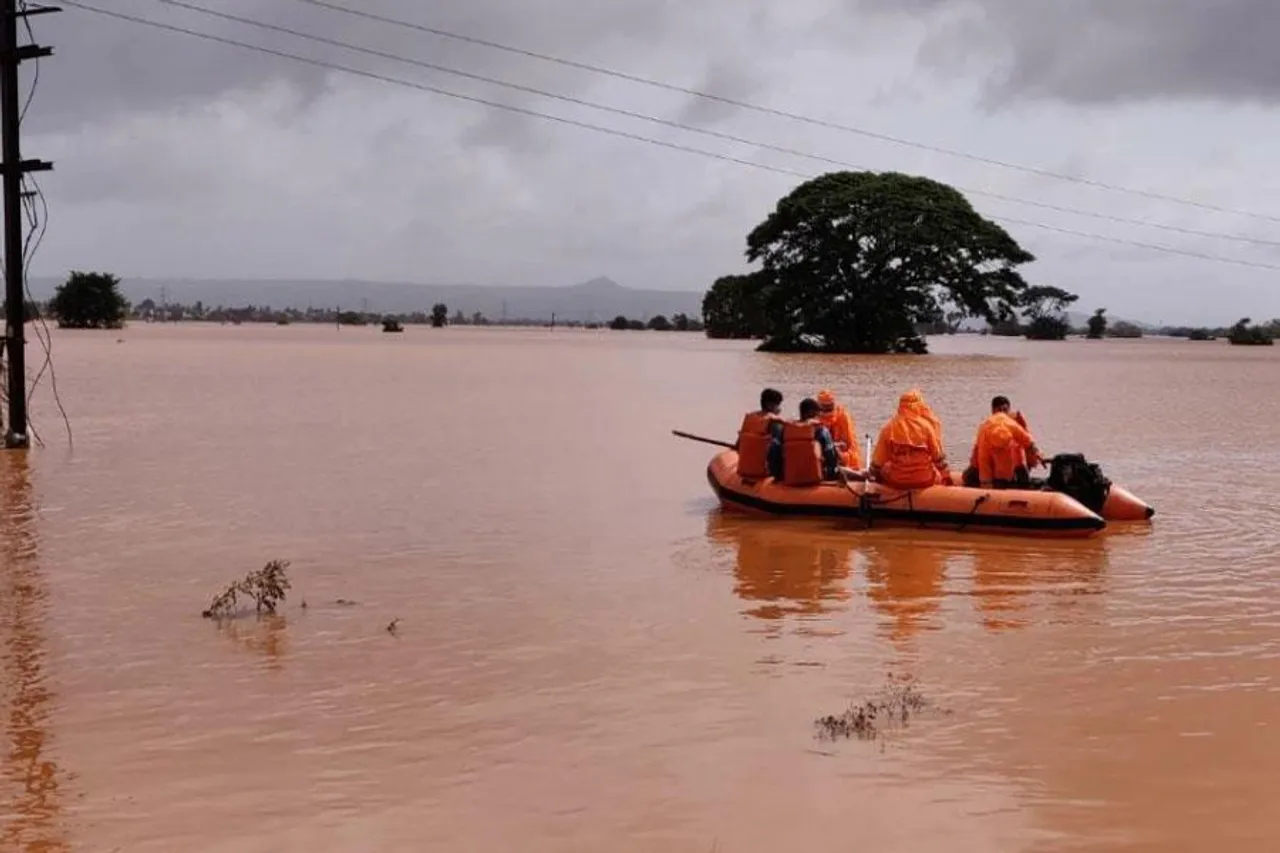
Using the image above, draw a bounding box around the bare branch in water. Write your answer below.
[202,560,292,619]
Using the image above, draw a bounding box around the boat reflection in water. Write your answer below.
[704,509,1114,649]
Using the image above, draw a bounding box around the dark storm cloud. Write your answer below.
[28,0,714,133]
[847,0,1280,104]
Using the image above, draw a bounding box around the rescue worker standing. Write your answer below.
[965,395,1043,488]
[816,389,861,469]
[735,388,785,480]
[869,389,949,490]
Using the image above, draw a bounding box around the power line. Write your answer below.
[15,0,71,449]
[291,0,1280,225]
[58,0,1280,273]
[138,0,1280,250]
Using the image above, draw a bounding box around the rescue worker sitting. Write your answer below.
[779,398,842,486]
[869,389,949,490]
[735,388,785,480]
[816,389,861,469]
[963,395,1043,488]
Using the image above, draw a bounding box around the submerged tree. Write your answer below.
[1021,285,1078,341]
[1228,317,1275,346]
[701,272,770,339]
[431,303,448,328]
[723,171,1034,354]
[1086,308,1107,339]
[49,271,129,329]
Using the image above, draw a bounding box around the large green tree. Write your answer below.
[50,271,129,329]
[701,272,769,339]
[1021,285,1078,341]
[1086,308,1107,339]
[721,171,1035,353]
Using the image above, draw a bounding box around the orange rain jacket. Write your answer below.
[816,389,861,469]
[871,390,948,490]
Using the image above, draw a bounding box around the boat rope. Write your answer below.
[954,494,990,533]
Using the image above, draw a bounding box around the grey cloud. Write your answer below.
[845,0,1280,104]
[30,0,730,134]
[675,58,767,126]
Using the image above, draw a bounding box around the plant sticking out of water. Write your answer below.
[814,674,937,743]
[202,560,292,619]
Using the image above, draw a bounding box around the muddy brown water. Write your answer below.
[2,324,1278,851]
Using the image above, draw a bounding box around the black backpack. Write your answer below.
[1046,453,1112,514]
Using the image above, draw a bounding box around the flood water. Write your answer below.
[2,323,1278,852]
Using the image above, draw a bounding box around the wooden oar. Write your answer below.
[671,430,736,450]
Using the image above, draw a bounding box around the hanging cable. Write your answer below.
[13,0,72,450]
[288,0,1280,224]
[57,0,1280,273]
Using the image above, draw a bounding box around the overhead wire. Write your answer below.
[290,0,1280,225]
[135,0,1280,251]
[56,0,1280,274]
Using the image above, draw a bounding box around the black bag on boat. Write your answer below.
[1046,453,1112,514]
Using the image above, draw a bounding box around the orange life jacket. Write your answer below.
[974,411,1035,484]
[781,421,824,487]
[736,411,779,479]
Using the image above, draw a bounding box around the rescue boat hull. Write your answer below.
[707,451,1106,538]
[940,472,1154,521]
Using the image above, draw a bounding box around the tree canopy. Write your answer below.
[702,273,769,339]
[1021,285,1078,340]
[1086,308,1107,339]
[702,171,1036,353]
[50,271,129,329]
[431,303,448,327]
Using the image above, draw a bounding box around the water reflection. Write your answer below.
[706,510,1112,647]
[861,535,950,649]
[969,538,1109,632]
[704,512,853,628]
[0,452,68,853]
[215,613,289,670]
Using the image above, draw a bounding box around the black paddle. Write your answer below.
[671,429,736,450]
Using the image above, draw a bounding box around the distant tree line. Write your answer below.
[122,296,706,331]
[606,313,704,332]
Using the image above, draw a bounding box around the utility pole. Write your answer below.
[1,0,57,449]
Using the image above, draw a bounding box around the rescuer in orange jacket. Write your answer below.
[779,397,843,486]
[964,395,1043,488]
[816,389,861,469]
[735,388,785,480]
[869,389,949,490]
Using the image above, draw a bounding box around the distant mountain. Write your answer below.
[26,275,705,323]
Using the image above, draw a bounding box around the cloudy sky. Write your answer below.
[23,0,1280,324]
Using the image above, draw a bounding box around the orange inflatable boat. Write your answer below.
[940,469,1153,522]
[706,450,1107,537]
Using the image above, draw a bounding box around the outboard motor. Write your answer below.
[1047,453,1112,514]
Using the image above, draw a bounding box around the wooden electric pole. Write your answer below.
[1,0,57,449]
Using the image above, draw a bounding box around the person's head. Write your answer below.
[760,388,783,414]
[991,395,1011,414]
[799,398,820,421]
[898,389,924,414]
[816,389,836,414]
